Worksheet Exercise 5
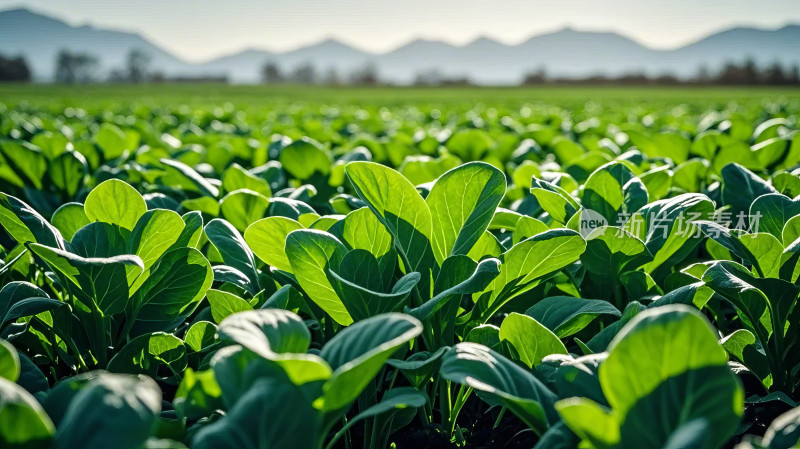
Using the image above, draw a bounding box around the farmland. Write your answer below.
[1,84,800,449]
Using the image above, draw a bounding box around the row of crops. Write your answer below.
[0,93,799,448]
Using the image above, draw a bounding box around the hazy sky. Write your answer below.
[2,0,798,62]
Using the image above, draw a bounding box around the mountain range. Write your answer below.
[1,7,799,84]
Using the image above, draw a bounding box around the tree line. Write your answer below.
[521,59,800,86]
[2,50,799,86]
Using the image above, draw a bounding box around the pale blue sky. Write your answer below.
[1,0,798,62]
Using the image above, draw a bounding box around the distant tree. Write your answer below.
[126,49,151,83]
[695,65,711,84]
[323,67,340,85]
[742,57,759,84]
[789,65,800,85]
[763,62,786,85]
[522,67,547,85]
[0,54,31,82]
[291,63,316,84]
[349,62,379,86]
[54,50,97,83]
[413,69,443,86]
[261,61,283,83]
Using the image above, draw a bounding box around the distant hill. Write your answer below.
[1,7,798,84]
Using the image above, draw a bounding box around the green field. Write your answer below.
[2,83,798,107]
[1,84,800,449]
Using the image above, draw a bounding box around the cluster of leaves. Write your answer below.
[1,95,800,449]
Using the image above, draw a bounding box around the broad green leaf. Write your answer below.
[49,151,88,196]
[131,247,213,332]
[440,342,559,436]
[107,332,187,377]
[128,209,185,272]
[0,340,19,382]
[84,179,147,231]
[207,289,253,324]
[205,219,259,289]
[222,163,271,197]
[54,373,161,449]
[328,249,420,321]
[481,229,586,318]
[345,161,434,274]
[526,296,621,338]
[280,137,331,180]
[0,193,64,248]
[426,162,506,264]
[285,229,352,326]
[218,309,330,385]
[28,243,143,316]
[0,377,55,447]
[319,313,422,412]
[220,189,270,232]
[95,123,129,159]
[51,203,90,241]
[600,305,736,418]
[750,194,800,240]
[499,312,568,367]
[556,398,619,449]
[244,216,303,273]
[191,377,321,449]
[0,281,65,328]
[160,158,219,198]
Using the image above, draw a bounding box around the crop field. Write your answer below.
[1,84,800,449]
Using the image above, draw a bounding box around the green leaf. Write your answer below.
[0,192,64,248]
[440,342,559,436]
[51,202,90,241]
[0,281,65,328]
[183,321,218,352]
[285,229,352,326]
[499,312,568,367]
[49,151,88,197]
[328,249,420,321]
[220,189,270,232]
[407,256,500,321]
[54,373,161,449]
[531,178,580,225]
[95,123,129,159]
[107,332,187,377]
[426,162,506,264]
[244,216,303,273]
[222,163,271,197]
[84,179,147,231]
[0,377,55,448]
[128,209,185,272]
[582,226,652,279]
[205,218,259,289]
[556,398,619,449]
[0,340,19,382]
[131,247,213,332]
[750,194,800,241]
[217,309,331,385]
[601,305,732,416]
[207,289,253,324]
[160,158,219,198]
[191,377,321,449]
[526,296,621,338]
[173,368,223,421]
[480,229,586,319]
[581,162,648,223]
[721,163,777,215]
[558,305,743,449]
[319,313,422,412]
[280,137,332,180]
[28,243,143,316]
[345,161,434,274]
